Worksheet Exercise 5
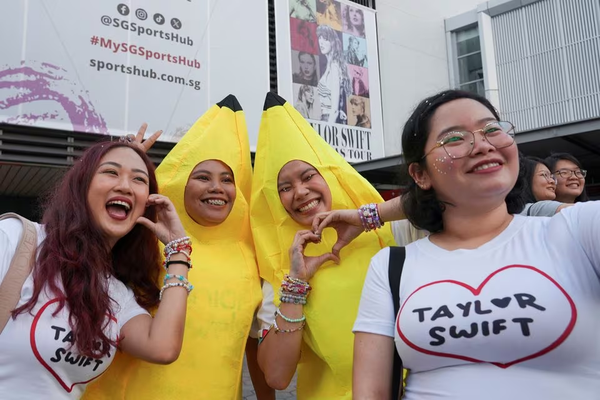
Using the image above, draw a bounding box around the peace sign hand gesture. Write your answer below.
[123,123,163,153]
[289,230,340,282]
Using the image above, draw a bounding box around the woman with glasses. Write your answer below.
[312,90,600,400]
[545,153,589,203]
[519,156,572,216]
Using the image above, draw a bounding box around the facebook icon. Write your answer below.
[117,4,130,16]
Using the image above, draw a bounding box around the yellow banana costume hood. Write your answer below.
[84,95,262,400]
[251,93,395,399]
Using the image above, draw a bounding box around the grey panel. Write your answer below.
[492,0,600,132]
[0,164,67,198]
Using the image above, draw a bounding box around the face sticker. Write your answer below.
[433,156,451,174]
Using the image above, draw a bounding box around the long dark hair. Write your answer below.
[545,152,589,202]
[519,156,551,204]
[400,90,521,233]
[14,141,161,358]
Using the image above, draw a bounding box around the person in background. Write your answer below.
[545,153,590,203]
[519,156,572,216]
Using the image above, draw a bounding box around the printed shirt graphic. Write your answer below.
[0,219,148,400]
[354,203,600,400]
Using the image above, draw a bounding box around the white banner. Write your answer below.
[276,0,384,161]
[0,0,270,144]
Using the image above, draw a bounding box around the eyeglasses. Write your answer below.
[554,169,586,179]
[422,121,515,160]
[538,172,557,184]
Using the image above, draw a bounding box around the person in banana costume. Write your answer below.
[83,95,267,399]
[251,92,396,399]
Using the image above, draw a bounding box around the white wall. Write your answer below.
[376,0,483,156]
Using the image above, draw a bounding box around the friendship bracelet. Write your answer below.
[358,203,384,232]
[284,274,311,287]
[164,249,191,263]
[163,273,190,285]
[164,236,192,249]
[275,308,306,323]
[279,274,311,304]
[163,237,193,258]
[159,281,194,301]
[273,319,306,334]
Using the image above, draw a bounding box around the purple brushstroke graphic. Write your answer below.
[0,61,108,133]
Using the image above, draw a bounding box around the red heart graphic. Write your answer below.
[30,298,117,392]
[397,265,577,368]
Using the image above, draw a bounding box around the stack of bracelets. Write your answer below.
[160,236,194,300]
[274,274,311,334]
[358,203,384,232]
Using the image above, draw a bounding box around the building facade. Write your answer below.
[1,0,599,218]
[358,0,600,200]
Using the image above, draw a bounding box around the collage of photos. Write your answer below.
[290,0,372,129]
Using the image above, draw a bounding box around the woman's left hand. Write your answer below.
[312,210,364,257]
[137,194,187,244]
[124,123,163,153]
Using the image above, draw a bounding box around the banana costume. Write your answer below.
[251,93,396,399]
[84,95,262,399]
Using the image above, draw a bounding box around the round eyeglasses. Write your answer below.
[538,172,557,184]
[422,121,516,160]
[554,169,586,179]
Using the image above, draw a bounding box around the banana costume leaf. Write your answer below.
[251,92,396,399]
[84,95,262,400]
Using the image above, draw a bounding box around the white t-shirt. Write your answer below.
[0,219,148,400]
[256,280,277,339]
[354,203,600,400]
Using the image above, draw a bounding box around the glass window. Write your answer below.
[458,53,483,84]
[459,81,485,97]
[455,26,484,95]
[456,28,480,56]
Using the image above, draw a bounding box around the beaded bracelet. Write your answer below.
[280,281,311,295]
[163,236,192,254]
[159,282,194,301]
[358,203,384,232]
[163,273,190,285]
[279,292,307,305]
[163,237,193,259]
[275,308,306,323]
[163,237,193,270]
[273,319,306,334]
[279,274,311,304]
[282,275,311,292]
